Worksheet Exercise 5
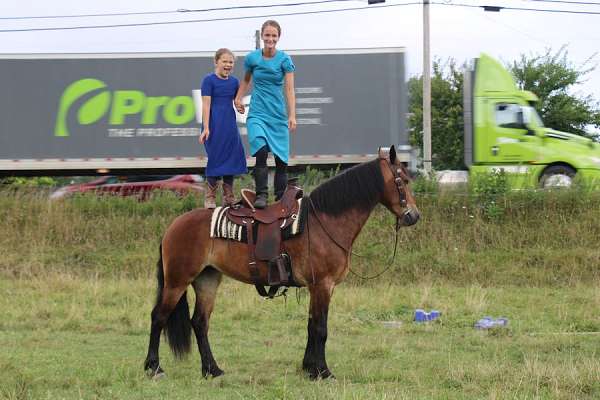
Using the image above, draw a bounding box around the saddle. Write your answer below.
[225,180,303,298]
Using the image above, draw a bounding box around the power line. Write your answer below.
[0,2,421,33]
[523,0,600,5]
[434,1,600,14]
[2,1,600,33]
[0,0,358,20]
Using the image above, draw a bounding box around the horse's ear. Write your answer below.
[390,145,397,164]
[378,147,390,160]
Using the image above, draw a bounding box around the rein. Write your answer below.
[306,150,411,281]
[308,196,401,281]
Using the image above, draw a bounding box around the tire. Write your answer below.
[539,165,576,189]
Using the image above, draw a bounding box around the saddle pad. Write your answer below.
[210,198,306,242]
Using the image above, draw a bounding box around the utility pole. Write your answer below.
[255,30,261,50]
[423,0,432,174]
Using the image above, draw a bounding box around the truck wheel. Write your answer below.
[539,165,576,189]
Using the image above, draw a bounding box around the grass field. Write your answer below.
[0,185,599,399]
[1,276,599,399]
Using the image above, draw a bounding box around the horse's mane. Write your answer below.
[308,159,384,216]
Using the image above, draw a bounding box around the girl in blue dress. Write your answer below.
[235,20,296,209]
[199,48,247,209]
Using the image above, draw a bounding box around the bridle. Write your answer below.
[378,147,412,232]
[307,147,413,280]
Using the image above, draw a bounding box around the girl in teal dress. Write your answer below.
[235,20,296,209]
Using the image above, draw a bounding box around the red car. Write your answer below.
[50,174,204,200]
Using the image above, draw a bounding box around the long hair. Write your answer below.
[309,159,384,216]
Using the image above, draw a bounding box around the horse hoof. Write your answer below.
[307,368,335,380]
[202,367,224,378]
[146,366,165,380]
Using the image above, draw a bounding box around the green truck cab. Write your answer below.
[463,53,600,188]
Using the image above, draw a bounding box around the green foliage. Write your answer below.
[3,180,600,285]
[0,176,58,186]
[411,170,439,195]
[408,58,465,170]
[509,46,600,136]
[469,169,508,220]
[296,166,340,192]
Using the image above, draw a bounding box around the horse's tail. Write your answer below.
[155,243,192,359]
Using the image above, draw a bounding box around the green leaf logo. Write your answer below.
[55,78,109,137]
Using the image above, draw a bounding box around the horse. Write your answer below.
[143,146,420,380]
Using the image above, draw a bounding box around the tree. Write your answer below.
[509,46,600,137]
[408,59,465,170]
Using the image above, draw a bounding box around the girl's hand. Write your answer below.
[288,117,297,133]
[199,130,210,144]
[234,99,245,114]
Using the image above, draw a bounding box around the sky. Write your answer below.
[1,0,599,101]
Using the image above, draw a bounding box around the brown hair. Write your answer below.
[214,48,234,62]
[261,20,281,36]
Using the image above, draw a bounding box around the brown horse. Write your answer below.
[144,146,420,380]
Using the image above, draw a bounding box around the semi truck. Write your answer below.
[0,48,411,177]
[463,53,600,188]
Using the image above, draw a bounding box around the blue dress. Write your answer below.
[244,49,295,163]
[201,73,247,177]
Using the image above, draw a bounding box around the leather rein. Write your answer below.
[307,156,410,280]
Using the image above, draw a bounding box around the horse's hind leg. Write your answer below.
[144,285,188,378]
[145,244,192,378]
[191,266,224,378]
[303,279,335,380]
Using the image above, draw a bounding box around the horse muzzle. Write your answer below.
[401,208,420,227]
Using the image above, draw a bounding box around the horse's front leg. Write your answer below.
[191,267,224,378]
[303,279,335,380]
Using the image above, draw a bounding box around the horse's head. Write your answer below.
[378,146,420,228]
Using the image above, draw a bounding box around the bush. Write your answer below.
[469,169,508,220]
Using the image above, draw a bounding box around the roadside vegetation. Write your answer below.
[2,172,599,285]
[1,174,599,399]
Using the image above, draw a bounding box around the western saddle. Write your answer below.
[225,180,303,298]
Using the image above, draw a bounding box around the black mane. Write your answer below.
[308,159,384,216]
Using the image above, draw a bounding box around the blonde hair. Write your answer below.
[261,20,281,36]
[214,48,234,62]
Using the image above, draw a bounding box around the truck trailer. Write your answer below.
[0,48,411,177]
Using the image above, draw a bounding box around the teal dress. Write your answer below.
[244,49,295,163]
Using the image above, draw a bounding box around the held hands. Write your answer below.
[288,117,297,133]
[199,129,210,144]
[234,98,245,114]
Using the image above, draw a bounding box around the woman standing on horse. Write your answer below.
[235,20,296,209]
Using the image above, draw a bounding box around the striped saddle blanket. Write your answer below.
[209,198,307,243]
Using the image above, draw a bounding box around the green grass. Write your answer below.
[1,186,600,285]
[1,186,599,398]
[0,276,598,399]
